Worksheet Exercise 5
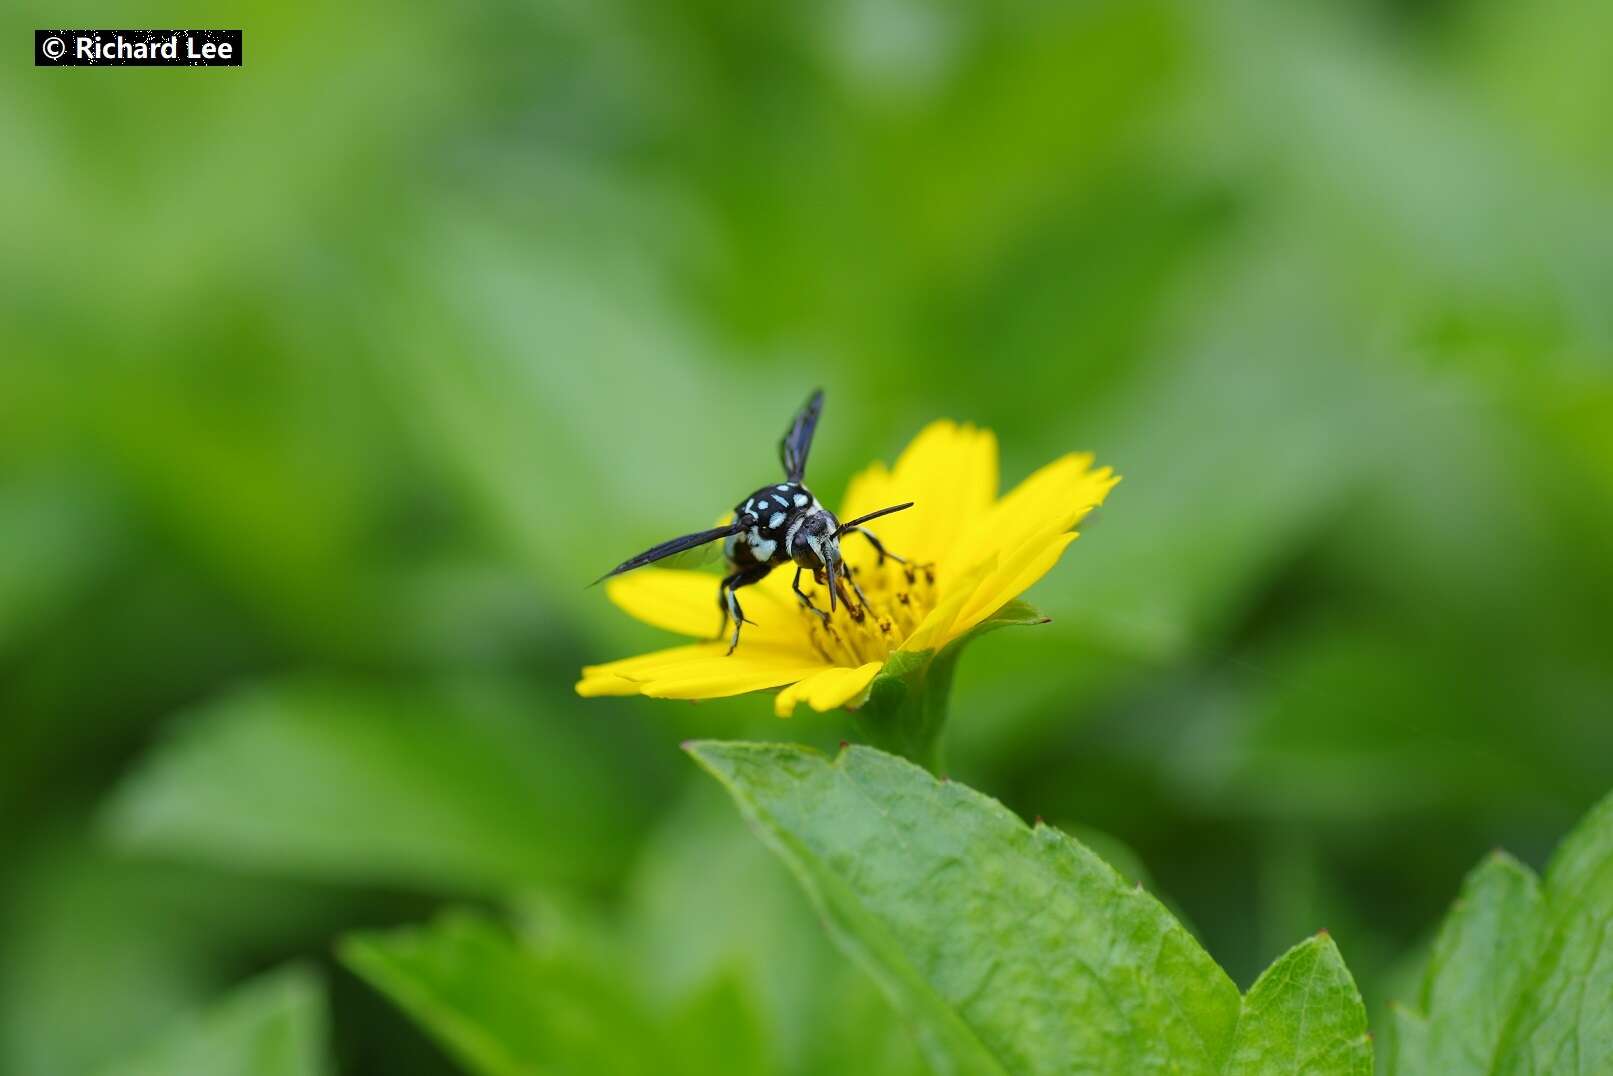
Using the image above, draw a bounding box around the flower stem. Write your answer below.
[846,603,1051,772]
[851,649,955,773]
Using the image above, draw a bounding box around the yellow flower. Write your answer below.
[576,420,1118,718]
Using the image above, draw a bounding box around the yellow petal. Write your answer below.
[949,455,1117,579]
[605,570,797,646]
[604,571,720,637]
[900,554,998,653]
[773,661,883,717]
[574,674,647,698]
[948,531,1079,643]
[839,421,999,568]
[581,641,725,679]
[645,662,824,700]
[583,640,813,678]
[838,461,895,533]
[577,642,715,697]
[576,640,827,701]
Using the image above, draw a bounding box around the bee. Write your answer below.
[596,389,914,654]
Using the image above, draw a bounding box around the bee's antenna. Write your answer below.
[834,501,914,537]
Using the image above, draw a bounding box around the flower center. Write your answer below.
[795,560,937,666]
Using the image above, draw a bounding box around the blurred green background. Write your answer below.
[5,0,1613,1072]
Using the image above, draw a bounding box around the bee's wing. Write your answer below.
[653,538,729,572]
[592,522,744,585]
[779,388,824,482]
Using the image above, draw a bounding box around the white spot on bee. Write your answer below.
[793,494,808,506]
[776,484,790,491]
[772,495,787,507]
[751,537,777,560]
[769,512,785,528]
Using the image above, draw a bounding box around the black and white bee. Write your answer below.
[596,390,914,654]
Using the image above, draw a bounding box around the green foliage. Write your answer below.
[97,965,329,1076]
[1232,938,1371,1076]
[7,0,1613,1071]
[621,784,931,1075]
[100,679,644,892]
[1389,792,1613,1075]
[0,838,350,1076]
[339,785,929,1076]
[340,749,1613,1075]
[342,912,764,1076]
[688,741,1371,1075]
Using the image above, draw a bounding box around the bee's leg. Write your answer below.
[720,564,773,655]
[716,565,764,638]
[792,565,830,623]
[852,526,935,584]
[848,526,908,566]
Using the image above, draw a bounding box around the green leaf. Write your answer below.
[964,599,1054,633]
[101,679,643,893]
[1409,853,1540,1072]
[625,784,928,1075]
[98,965,329,1076]
[0,479,116,656]
[343,912,653,1076]
[1390,792,1613,1075]
[687,741,1371,1075]
[664,972,769,1076]
[0,835,350,1076]
[1386,1005,1430,1076]
[1230,935,1371,1075]
[341,911,767,1076]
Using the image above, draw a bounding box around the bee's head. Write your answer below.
[790,510,848,609]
